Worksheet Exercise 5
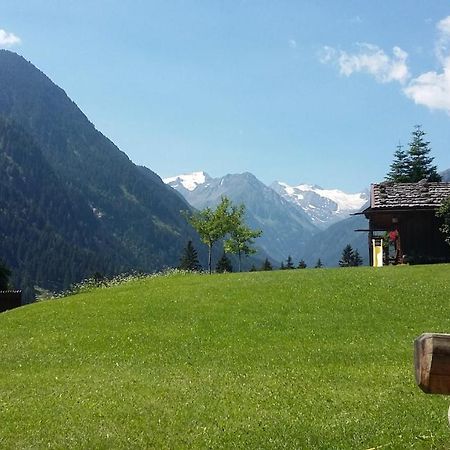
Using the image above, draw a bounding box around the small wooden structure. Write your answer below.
[0,290,22,313]
[359,181,450,266]
[415,333,450,394]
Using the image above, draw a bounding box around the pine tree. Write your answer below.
[298,259,307,269]
[249,265,258,272]
[280,262,285,270]
[385,143,410,182]
[261,258,273,271]
[407,126,441,182]
[0,260,11,290]
[315,258,323,268]
[216,252,233,273]
[286,255,294,269]
[339,244,354,267]
[352,249,363,267]
[178,240,201,271]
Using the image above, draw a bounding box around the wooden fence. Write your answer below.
[0,290,22,313]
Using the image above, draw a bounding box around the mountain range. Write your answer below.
[164,171,370,265]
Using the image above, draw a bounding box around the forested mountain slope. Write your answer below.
[0,51,200,299]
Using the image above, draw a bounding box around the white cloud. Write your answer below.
[320,43,410,84]
[404,15,450,114]
[403,62,450,113]
[0,29,21,47]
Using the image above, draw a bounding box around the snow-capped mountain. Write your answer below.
[164,170,370,265]
[165,171,317,262]
[271,181,368,228]
[163,171,212,194]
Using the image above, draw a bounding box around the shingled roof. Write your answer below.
[369,181,450,209]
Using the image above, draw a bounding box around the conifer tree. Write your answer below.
[385,143,410,182]
[315,258,323,268]
[298,259,307,269]
[285,255,295,269]
[352,249,363,267]
[406,126,441,182]
[261,258,273,271]
[249,265,258,272]
[216,252,233,273]
[280,262,285,270]
[178,240,201,271]
[339,244,354,267]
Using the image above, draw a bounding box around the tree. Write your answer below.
[178,240,201,271]
[339,244,363,267]
[352,249,363,267]
[0,260,11,290]
[385,126,442,182]
[216,252,233,273]
[315,258,323,268]
[261,258,273,271]
[437,196,450,247]
[285,255,295,269]
[224,204,262,272]
[187,197,236,274]
[339,244,354,267]
[298,259,307,269]
[408,126,441,182]
[280,262,285,270]
[385,143,410,182]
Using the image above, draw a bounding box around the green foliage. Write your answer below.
[297,259,307,269]
[261,258,273,271]
[178,240,201,271]
[436,197,450,246]
[385,126,442,182]
[1,266,450,448]
[188,197,237,274]
[215,252,233,273]
[0,260,11,290]
[224,204,262,272]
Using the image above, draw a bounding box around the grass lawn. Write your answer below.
[1,265,450,448]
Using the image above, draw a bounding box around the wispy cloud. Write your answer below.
[0,29,21,47]
[404,16,450,114]
[319,43,410,84]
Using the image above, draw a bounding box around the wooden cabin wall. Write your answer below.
[368,210,450,264]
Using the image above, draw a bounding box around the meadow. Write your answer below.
[1,265,450,449]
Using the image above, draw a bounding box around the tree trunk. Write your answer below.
[238,251,242,272]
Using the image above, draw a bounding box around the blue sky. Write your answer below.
[2,1,450,191]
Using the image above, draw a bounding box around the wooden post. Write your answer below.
[414,333,450,394]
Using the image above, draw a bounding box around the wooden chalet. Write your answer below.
[359,181,450,266]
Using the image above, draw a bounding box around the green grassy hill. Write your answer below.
[1,266,449,449]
